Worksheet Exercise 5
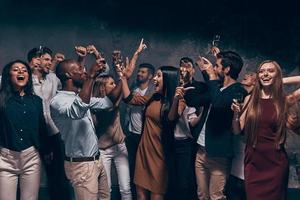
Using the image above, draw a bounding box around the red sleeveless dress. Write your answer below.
[244,98,289,200]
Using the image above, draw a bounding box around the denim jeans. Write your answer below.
[100,142,132,200]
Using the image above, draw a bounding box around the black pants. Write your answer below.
[225,175,246,200]
[43,133,73,200]
[166,138,197,200]
[125,132,141,200]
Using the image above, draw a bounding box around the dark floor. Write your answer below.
[36,187,300,200]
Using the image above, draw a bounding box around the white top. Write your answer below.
[33,72,61,135]
[197,105,211,146]
[128,87,148,134]
[50,91,113,157]
[174,106,197,139]
[230,135,245,179]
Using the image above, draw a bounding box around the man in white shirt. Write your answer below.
[50,59,116,200]
[27,47,71,199]
[124,63,155,199]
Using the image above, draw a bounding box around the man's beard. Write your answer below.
[136,78,147,85]
[218,74,225,84]
[73,80,83,88]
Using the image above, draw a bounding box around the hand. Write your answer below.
[89,61,106,79]
[112,50,122,64]
[196,56,213,71]
[211,46,220,57]
[87,45,102,58]
[53,53,65,63]
[175,86,195,99]
[135,38,147,54]
[115,57,129,78]
[75,46,87,57]
[287,113,298,129]
[231,99,242,114]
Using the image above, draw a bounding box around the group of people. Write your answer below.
[0,39,300,200]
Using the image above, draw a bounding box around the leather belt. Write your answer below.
[65,153,100,162]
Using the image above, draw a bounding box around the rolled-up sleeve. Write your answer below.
[51,96,90,119]
[89,96,113,111]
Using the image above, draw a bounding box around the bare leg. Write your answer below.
[150,192,164,200]
[136,185,148,200]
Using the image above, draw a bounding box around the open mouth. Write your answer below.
[17,76,25,81]
[262,77,271,81]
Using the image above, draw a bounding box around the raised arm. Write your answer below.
[231,95,250,134]
[79,61,106,104]
[168,87,186,121]
[124,38,147,78]
[75,46,87,67]
[283,76,300,85]
[51,52,65,71]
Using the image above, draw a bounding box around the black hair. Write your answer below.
[216,51,243,80]
[143,66,180,167]
[0,60,33,110]
[55,59,75,85]
[138,63,155,76]
[27,46,53,62]
[180,57,194,68]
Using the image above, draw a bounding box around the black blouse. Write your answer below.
[0,94,50,154]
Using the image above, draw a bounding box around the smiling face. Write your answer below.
[67,62,87,88]
[136,67,152,84]
[40,53,52,74]
[153,69,163,93]
[179,61,194,85]
[10,62,29,92]
[258,62,278,88]
[214,58,226,80]
[29,56,41,71]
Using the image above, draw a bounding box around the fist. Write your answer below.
[75,46,87,57]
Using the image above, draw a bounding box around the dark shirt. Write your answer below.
[0,94,50,154]
[186,80,248,157]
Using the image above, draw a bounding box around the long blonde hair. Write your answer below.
[93,75,113,98]
[244,60,286,148]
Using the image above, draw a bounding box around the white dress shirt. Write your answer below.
[50,91,113,157]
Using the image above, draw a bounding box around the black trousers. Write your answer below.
[166,138,197,200]
[225,175,246,200]
[125,132,142,200]
[43,133,73,200]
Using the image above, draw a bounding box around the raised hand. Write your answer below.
[231,99,242,115]
[53,53,65,62]
[135,38,147,54]
[196,56,212,71]
[211,46,220,57]
[75,46,87,57]
[89,61,106,79]
[87,45,102,59]
[115,57,129,79]
[112,50,122,65]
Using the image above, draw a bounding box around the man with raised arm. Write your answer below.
[50,59,114,200]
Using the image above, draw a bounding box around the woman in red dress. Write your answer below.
[231,60,300,200]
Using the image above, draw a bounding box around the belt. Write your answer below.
[65,153,100,162]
